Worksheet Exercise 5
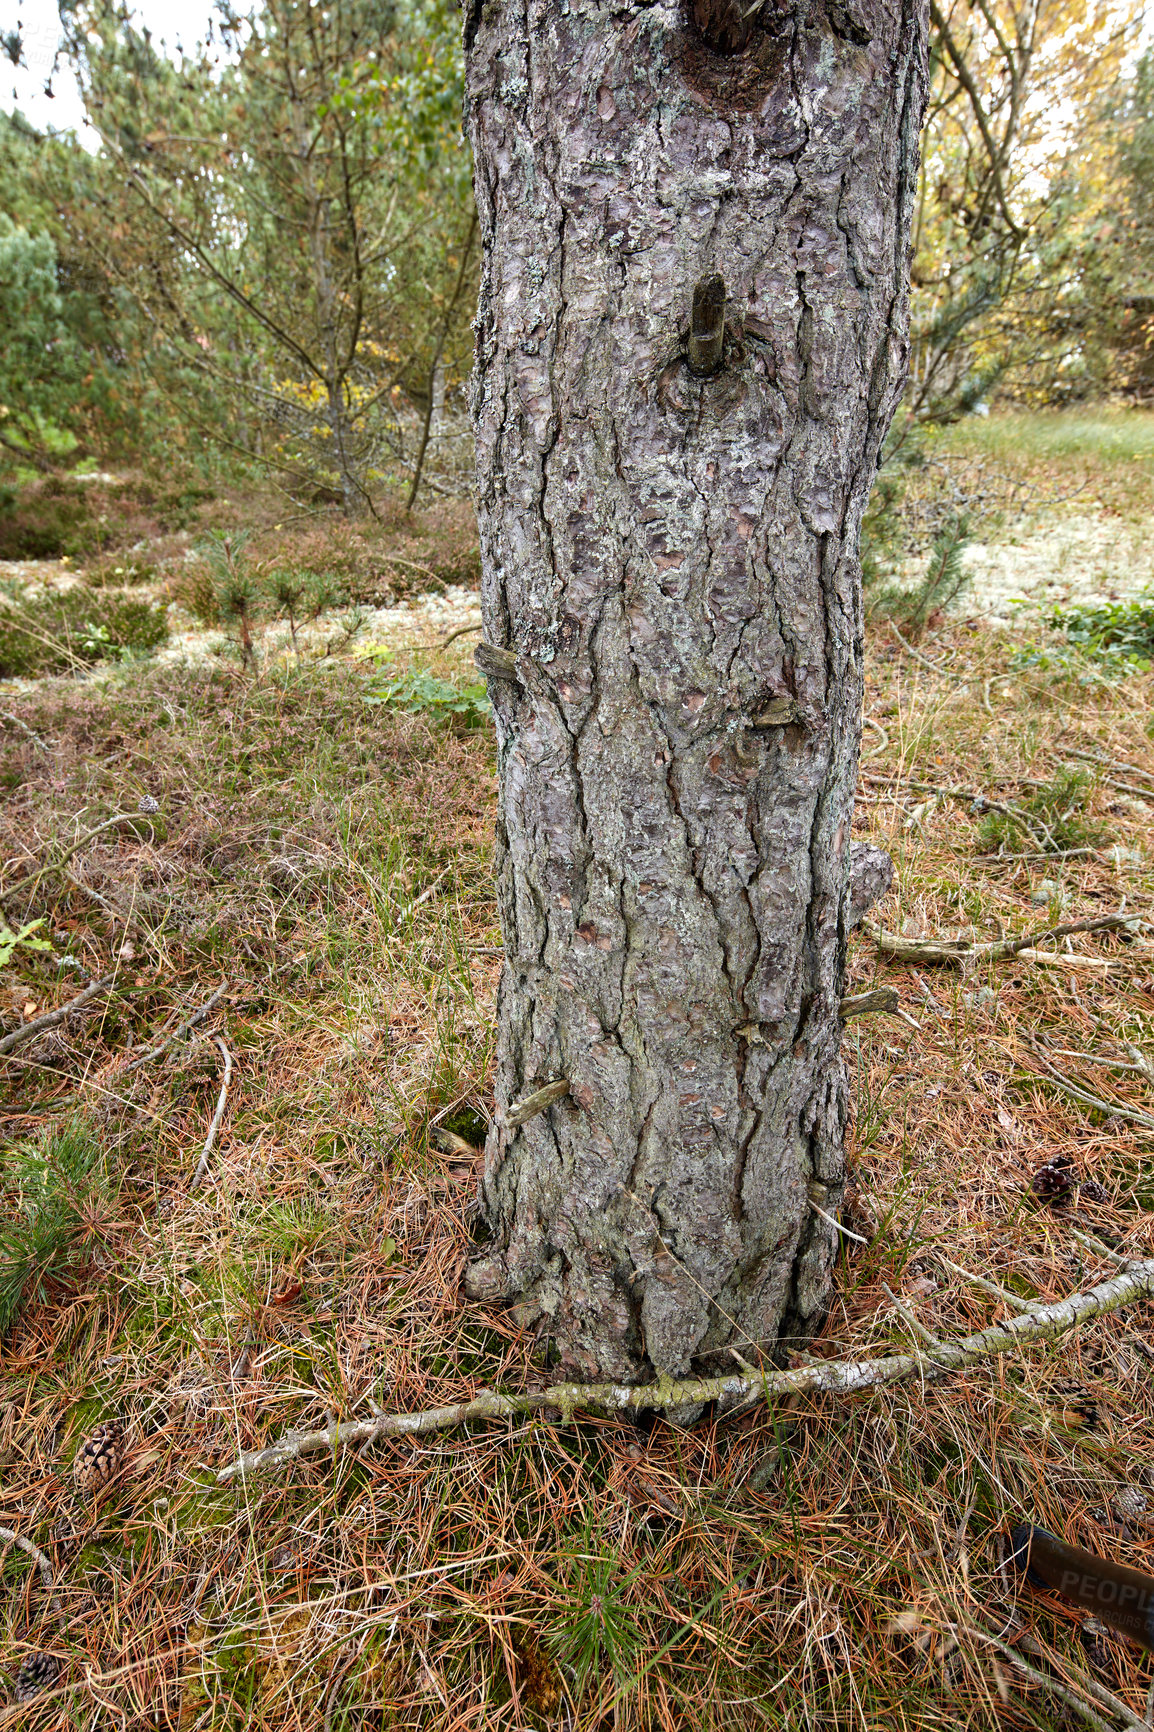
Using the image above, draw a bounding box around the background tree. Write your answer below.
[463,0,928,1382]
[0,111,188,474]
[1098,48,1154,396]
[48,0,475,510]
[908,0,1139,419]
[0,213,80,472]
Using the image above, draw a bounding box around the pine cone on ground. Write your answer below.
[1031,1154,1075,1206]
[1111,1483,1148,1523]
[74,1418,124,1499]
[11,1653,60,1702]
[1080,1618,1118,1681]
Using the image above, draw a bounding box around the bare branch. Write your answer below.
[0,973,116,1060]
[191,1036,234,1189]
[215,1256,1154,1484]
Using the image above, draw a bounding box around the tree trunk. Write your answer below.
[464,0,927,1383]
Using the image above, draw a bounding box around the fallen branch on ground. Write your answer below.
[214,1254,1154,1484]
[0,813,147,908]
[862,910,1141,968]
[190,1036,233,1188]
[122,982,229,1073]
[0,972,116,1059]
[839,988,899,1020]
[0,1524,61,1618]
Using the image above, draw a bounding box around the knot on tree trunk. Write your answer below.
[689,0,755,53]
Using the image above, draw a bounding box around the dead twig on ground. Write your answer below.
[0,1525,62,1620]
[1021,1043,1154,1135]
[936,1254,1037,1314]
[862,910,1141,967]
[215,1255,1154,1483]
[952,1619,1139,1732]
[122,983,228,1073]
[190,1036,233,1189]
[840,988,900,1020]
[439,622,483,650]
[0,813,146,909]
[861,714,890,760]
[972,846,1106,866]
[1065,747,1154,788]
[860,771,1050,847]
[811,1198,869,1247]
[0,972,116,1059]
[0,711,51,755]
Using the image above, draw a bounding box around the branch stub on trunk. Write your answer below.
[686,272,727,377]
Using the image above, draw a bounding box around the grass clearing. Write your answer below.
[0,618,1152,1728]
[936,407,1154,470]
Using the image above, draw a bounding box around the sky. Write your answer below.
[1,0,225,138]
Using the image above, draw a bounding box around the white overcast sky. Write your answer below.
[1,0,226,139]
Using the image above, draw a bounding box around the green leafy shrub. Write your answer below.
[0,587,169,677]
[0,1120,108,1335]
[362,662,491,727]
[1046,595,1154,670]
[0,918,52,968]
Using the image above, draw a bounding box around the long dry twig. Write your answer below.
[190,1036,233,1189]
[863,910,1141,967]
[438,621,483,651]
[0,812,145,908]
[0,971,116,1059]
[0,711,51,755]
[215,1255,1154,1483]
[0,1525,62,1619]
[1022,1043,1154,1134]
[122,982,228,1073]
[936,1254,1036,1314]
[953,1620,1138,1732]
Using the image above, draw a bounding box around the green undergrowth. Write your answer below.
[0,474,215,561]
[977,764,1110,854]
[1047,594,1154,669]
[0,1120,112,1335]
[361,655,491,726]
[0,636,1152,1728]
[0,584,168,677]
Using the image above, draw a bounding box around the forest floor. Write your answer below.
[0,414,1153,1729]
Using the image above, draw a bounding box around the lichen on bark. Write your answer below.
[464,0,927,1382]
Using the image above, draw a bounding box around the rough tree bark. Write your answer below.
[464,0,928,1383]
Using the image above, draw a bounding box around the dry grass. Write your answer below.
[0,614,1152,1730]
[900,408,1154,531]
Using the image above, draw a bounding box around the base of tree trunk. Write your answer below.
[464,0,927,1383]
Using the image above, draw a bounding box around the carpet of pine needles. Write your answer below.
[0,608,1152,1731]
